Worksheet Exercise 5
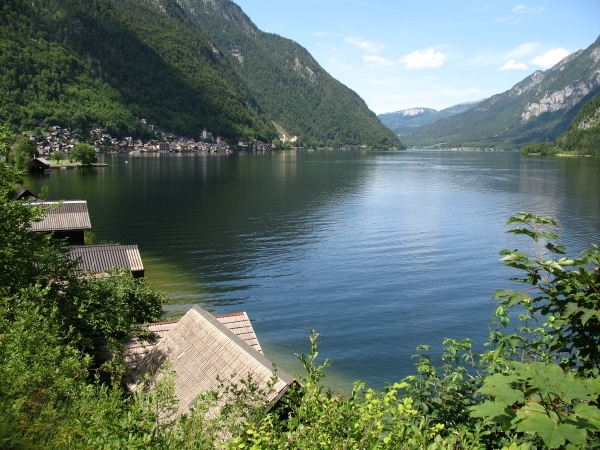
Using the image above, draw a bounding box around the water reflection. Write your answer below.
[24,150,600,390]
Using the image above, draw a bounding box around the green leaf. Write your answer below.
[556,423,586,446]
[469,401,515,423]
[580,308,596,326]
[561,302,580,319]
[573,403,600,428]
[478,374,524,405]
[516,413,562,448]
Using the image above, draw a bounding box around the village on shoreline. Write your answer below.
[30,122,278,159]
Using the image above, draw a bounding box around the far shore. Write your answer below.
[48,160,109,168]
[523,152,596,157]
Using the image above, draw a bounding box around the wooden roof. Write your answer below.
[13,187,38,201]
[34,157,51,166]
[124,306,293,416]
[29,201,92,232]
[69,245,144,275]
[124,312,263,371]
[214,312,264,354]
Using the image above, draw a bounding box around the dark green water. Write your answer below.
[24,150,600,390]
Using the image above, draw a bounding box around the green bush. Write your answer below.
[70,143,96,165]
[520,142,559,155]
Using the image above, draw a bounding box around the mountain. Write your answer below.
[378,101,480,135]
[0,0,274,140]
[0,0,400,147]
[172,0,401,148]
[404,35,600,149]
[557,91,600,153]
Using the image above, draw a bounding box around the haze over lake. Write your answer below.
[25,150,600,390]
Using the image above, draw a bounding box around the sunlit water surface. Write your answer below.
[24,150,600,391]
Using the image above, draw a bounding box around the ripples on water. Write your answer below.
[25,150,600,390]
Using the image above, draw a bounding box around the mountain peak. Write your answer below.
[403,34,600,149]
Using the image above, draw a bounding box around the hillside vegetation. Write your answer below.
[176,0,401,148]
[0,0,277,141]
[404,35,600,149]
[521,92,600,156]
[0,0,399,147]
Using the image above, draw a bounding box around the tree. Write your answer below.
[51,150,65,163]
[10,136,37,171]
[70,143,96,165]
[0,125,13,161]
[0,163,165,362]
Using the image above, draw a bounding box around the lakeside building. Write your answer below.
[28,201,144,278]
[68,244,145,278]
[13,187,38,201]
[31,157,51,174]
[124,305,295,417]
[29,200,92,245]
[23,193,289,417]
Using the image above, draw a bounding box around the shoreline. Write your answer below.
[49,161,109,168]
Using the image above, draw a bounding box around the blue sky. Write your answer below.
[233,0,600,114]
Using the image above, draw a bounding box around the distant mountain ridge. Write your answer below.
[403,35,600,149]
[378,101,480,135]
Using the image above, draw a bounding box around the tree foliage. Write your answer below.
[8,135,37,171]
[50,149,65,163]
[70,143,96,165]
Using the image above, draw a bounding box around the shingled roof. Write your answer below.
[69,244,144,278]
[124,306,294,416]
[124,311,263,371]
[29,201,91,232]
[13,187,38,201]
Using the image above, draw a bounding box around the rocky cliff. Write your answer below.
[405,35,600,149]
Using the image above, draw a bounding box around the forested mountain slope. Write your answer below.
[404,35,600,149]
[1,0,399,146]
[0,0,276,140]
[557,91,600,152]
[175,0,401,148]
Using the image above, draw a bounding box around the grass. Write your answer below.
[48,159,108,168]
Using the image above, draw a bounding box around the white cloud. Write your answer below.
[530,48,570,68]
[345,37,378,53]
[362,55,393,65]
[512,4,544,14]
[512,4,528,13]
[499,59,529,70]
[507,42,540,57]
[401,48,447,69]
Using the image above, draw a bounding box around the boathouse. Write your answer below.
[68,244,145,278]
[31,157,51,174]
[29,200,91,245]
[13,187,38,201]
[124,306,294,416]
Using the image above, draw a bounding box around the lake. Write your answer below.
[24,150,600,391]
